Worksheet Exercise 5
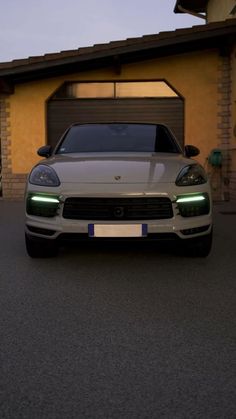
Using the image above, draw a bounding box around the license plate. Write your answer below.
[88,224,147,238]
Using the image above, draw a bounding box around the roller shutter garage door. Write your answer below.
[47,98,184,149]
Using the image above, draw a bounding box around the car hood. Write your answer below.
[44,153,194,184]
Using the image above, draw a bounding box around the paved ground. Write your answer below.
[0,201,236,418]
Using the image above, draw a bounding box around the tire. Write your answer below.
[25,233,58,258]
[184,229,213,258]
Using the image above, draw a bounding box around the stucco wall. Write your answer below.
[207,0,235,22]
[9,50,219,174]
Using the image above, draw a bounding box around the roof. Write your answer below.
[174,0,208,13]
[0,18,236,92]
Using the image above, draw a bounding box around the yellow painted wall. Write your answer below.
[10,50,219,173]
[207,0,236,22]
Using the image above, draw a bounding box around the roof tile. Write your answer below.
[0,19,235,73]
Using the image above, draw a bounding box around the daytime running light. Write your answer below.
[176,196,206,203]
[31,196,60,203]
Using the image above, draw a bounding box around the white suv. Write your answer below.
[25,123,212,257]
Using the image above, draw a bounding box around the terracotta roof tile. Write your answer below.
[76,46,95,55]
[108,40,129,47]
[28,56,47,63]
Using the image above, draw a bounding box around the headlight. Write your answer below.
[26,193,60,217]
[176,193,210,217]
[176,164,207,186]
[29,165,60,187]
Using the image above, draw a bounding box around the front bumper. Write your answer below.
[25,188,213,242]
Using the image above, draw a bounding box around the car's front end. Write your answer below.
[25,123,212,257]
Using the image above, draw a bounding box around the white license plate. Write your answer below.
[88,224,147,238]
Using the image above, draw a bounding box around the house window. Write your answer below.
[70,82,114,98]
[116,82,177,97]
[53,81,178,99]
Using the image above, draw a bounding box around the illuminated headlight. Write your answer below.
[26,193,61,217]
[31,196,60,203]
[29,165,60,187]
[176,193,210,217]
[176,164,207,186]
[176,195,205,203]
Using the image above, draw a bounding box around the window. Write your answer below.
[69,83,114,98]
[56,123,180,154]
[116,82,177,97]
[53,81,178,99]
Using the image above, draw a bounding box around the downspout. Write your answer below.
[177,5,207,20]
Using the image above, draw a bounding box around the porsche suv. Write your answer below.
[25,123,212,257]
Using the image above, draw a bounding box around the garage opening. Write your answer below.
[47,81,184,149]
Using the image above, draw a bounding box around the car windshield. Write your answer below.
[56,123,181,154]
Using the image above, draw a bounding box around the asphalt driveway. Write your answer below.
[0,200,236,418]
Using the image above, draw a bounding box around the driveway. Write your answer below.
[0,201,236,418]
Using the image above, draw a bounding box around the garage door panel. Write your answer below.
[47,98,184,149]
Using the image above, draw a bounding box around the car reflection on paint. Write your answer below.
[25,123,213,257]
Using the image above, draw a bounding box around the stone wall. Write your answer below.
[0,95,27,200]
[218,54,231,201]
[229,45,236,203]
[206,54,232,201]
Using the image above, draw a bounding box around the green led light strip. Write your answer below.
[31,196,60,203]
[176,196,205,203]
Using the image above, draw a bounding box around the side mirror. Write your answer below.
[37,145,52,158]
[185,145,200,158]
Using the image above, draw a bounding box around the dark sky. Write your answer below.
[0,0,204,62]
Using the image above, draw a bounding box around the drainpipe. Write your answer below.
[177,5,207,20]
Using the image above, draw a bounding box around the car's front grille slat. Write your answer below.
[63,197,173,220]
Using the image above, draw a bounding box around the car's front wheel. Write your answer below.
[183,229,213,258]
[25,233,58,258]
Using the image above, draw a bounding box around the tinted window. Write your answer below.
[56,124,180,154]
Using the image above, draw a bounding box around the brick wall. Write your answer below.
[228,45,236,203]
[0,95,27,200]
[218,55,232,201]
[229,169,236,201]
[207,55,232,201]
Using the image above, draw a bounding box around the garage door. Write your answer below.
[47,98,184,149]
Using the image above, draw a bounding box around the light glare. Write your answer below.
[31,196,59,203]
[176,196,205,203]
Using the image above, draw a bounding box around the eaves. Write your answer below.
[0,18,235,89]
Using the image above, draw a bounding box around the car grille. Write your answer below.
[63,197,173,220]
